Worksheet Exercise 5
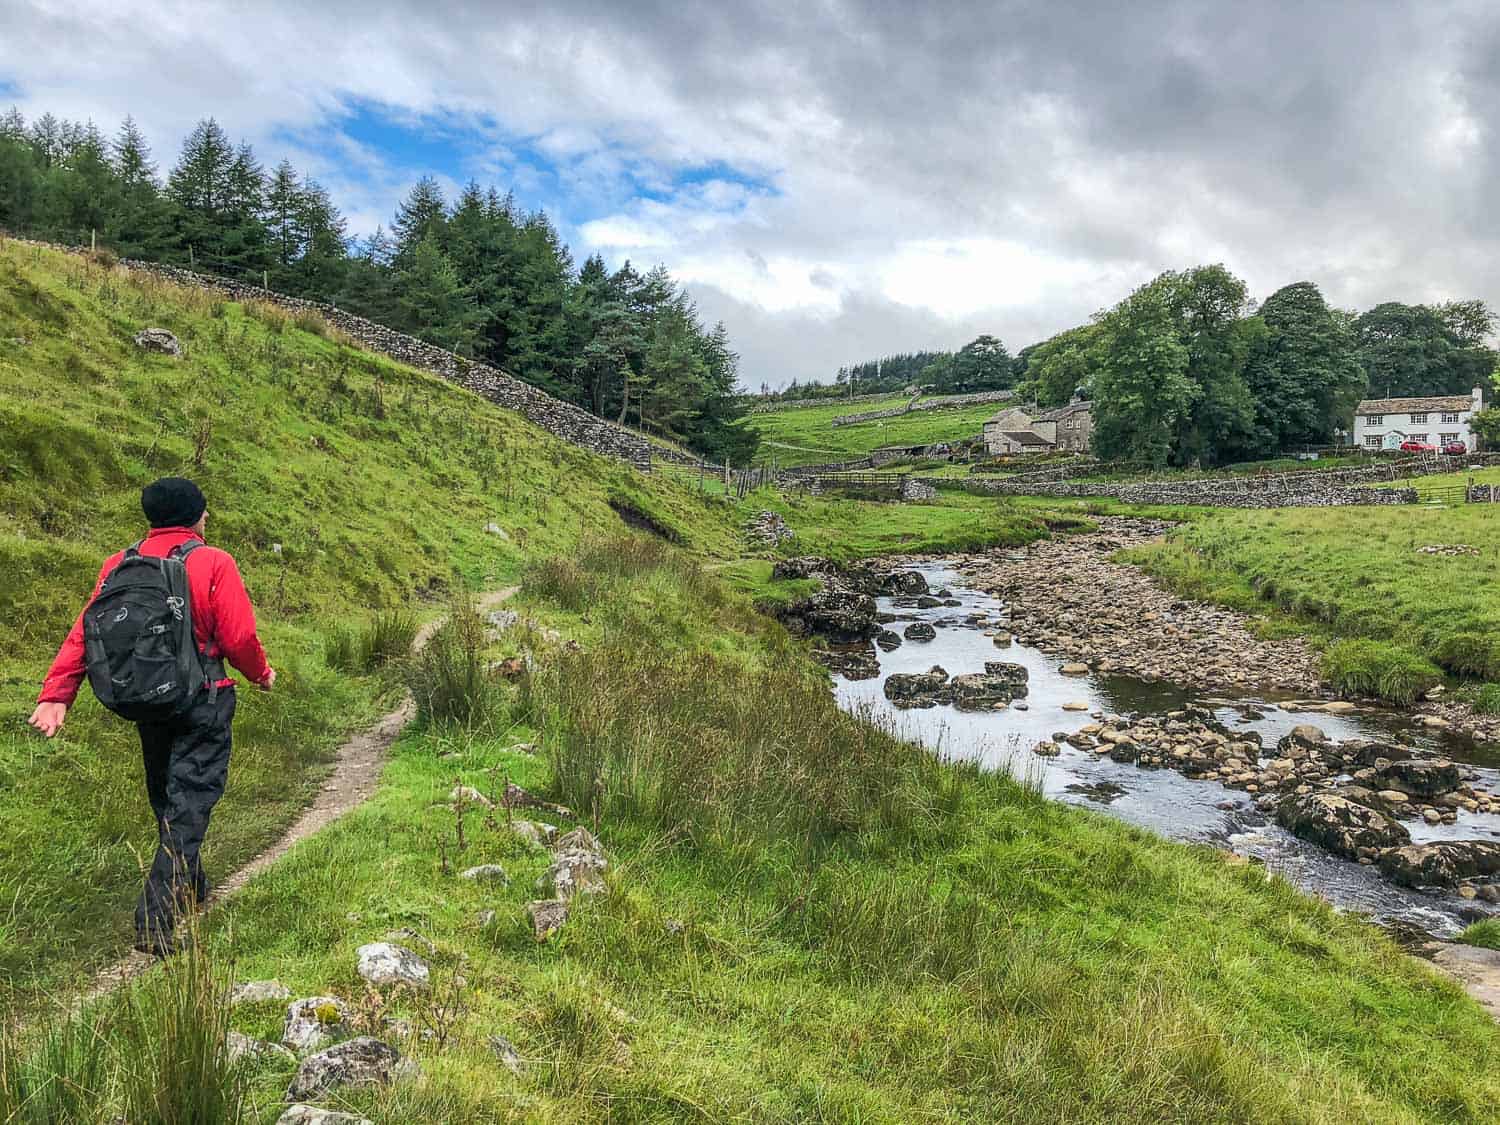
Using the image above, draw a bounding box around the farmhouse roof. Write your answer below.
[1001,430,1054,447]
[1035,401,1092,422]
[1354,394,1476,415]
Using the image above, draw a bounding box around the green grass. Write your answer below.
[1459,919,1500,951]
[0,239,741,1005]
[1321,640,1444,706]
[745,395,1002,467]
[15,535,1498,1122]
[7,240,1500,1121]
[1127,503,1500,698]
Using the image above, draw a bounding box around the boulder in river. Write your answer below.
[883,668,950,707]
[882,570,929,596]
[950,665,1029,710]
[875,629,903,651]
[1370,758,1461,798]
[1275,789,1411,861]
[1379,840,1500,887]
[782,590,880,643]
[903,622,937,642]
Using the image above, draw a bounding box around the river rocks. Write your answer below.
[903,622,937,642]
[991,631,1012,646]
[283,997,353,1054]
[882,570,929,596]
[286,1037,411,1102]
[355,943,430,989]
[884,667,950,707]
[1059,662,1089,675]
[782,590,880,643]
[1061,700,1090,712]
[953,518,1324,693]
[1281,725,1328,753]
[951,664,1029,710]
[1379,841,1500,887]
[772,556,840,582]
[1275,790,1411,861]
[133,327,182,356]
[1370,758,1461,798]
[875,629,903,651]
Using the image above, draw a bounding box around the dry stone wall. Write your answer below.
[64,245,657,469]
[829,388,1016,429]
[927,475,1421,508]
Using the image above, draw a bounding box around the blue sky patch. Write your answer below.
[279,96,772,242]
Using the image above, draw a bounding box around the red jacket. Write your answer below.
[38,527,271,706]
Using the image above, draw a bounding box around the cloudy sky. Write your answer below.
[3,0,1497,388]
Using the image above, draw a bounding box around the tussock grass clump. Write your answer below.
[533,644,963,847]
[1321,639,1443,705]
[324,624,358,671]
[406,598,505,728]
[291,307,330,337]
[1434,632,1500,680]
[360,609,418,669]
[1460,918,1500,951]
[524,555,597,613]
[0,926,246,1123]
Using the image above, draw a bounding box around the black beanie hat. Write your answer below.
[141,477,207,529]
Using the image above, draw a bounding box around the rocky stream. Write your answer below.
[775,522,1500,943]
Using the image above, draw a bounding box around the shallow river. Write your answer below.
[833,563,1500,938]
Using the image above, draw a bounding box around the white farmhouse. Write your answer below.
[1352,387,1485,451]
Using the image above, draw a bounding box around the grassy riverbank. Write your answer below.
[1125,503,1500,701]
[11,538,1500,1123]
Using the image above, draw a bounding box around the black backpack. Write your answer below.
[82,542,219,722]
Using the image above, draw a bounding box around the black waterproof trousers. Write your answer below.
[134,686,236,950]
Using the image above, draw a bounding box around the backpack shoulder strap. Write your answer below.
[124,540,144,558]
[170,540,203,562]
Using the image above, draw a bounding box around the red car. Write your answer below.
[1399,440,1437,453]
[1441,441,1468,455]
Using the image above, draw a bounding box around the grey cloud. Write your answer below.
[3,1,1500,387]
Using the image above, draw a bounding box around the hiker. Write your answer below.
[28,477,275,956]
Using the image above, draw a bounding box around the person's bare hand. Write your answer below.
[258,668,277,692]
[28,702,67,738]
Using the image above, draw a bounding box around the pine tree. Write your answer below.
[392,176,447,259]
[0,106,24,142]
[394,235,480,354]
[111,115,156,187]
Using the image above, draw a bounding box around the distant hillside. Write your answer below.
[745,394,1002,466]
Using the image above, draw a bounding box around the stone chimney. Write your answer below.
[1475,386,1486,411]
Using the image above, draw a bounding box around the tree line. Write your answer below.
[791,265,1495,467]
[759,335,1018,402]
[0,107,756,461]
[1016,266,1496,466]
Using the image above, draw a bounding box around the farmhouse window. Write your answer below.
[1364,435,1382,448]
[1441,412,1460,423]
[1410,412,1428,424]
[1441,433,1459,445]
[1409,433,1429,442]
[1366,414,1383,425]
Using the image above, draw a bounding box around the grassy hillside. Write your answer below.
[745,395,1001,466]
[0,238,739,1001]
[5,240,1500,1122]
